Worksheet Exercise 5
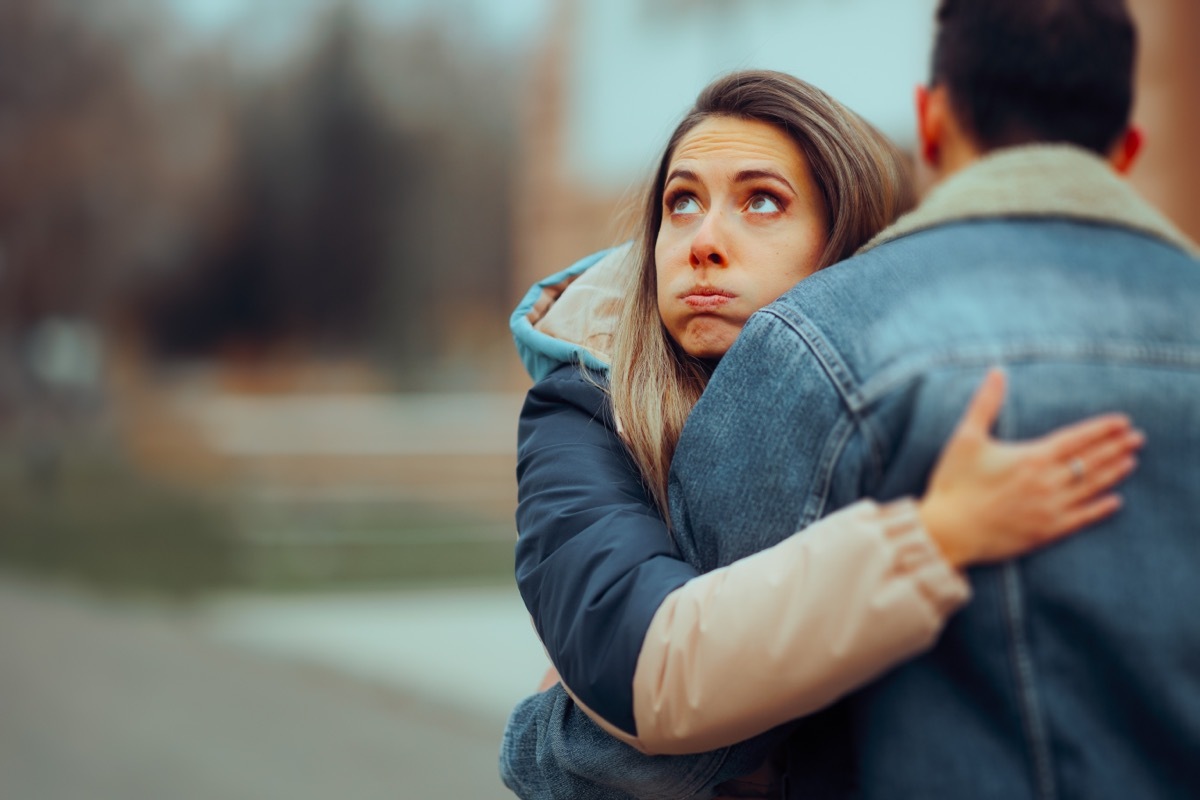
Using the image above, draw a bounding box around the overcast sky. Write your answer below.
[565,0,938,189]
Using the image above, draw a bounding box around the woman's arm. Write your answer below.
[516,364,964,754]
[518,365,1141,757]
[515,363,700,737]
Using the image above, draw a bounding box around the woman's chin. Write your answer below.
[679,334,735,362]
[669,315,744,362]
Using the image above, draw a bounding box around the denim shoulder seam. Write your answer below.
[760,305,868,412]
[797,413,857,527]
[757,307,880,523]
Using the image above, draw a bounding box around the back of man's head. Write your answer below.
[931,0,1136,156]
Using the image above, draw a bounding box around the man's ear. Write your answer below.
[1108,125,1144,174]
[915,84,946,168]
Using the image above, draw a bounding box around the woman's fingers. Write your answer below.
[1044,493,1125,540]
[1063,453,1139,508]
[1039,413,1134,460]
[922,374,1141,567]
[1042,426,1143,507]
[955,368,1007,436]
[1061,428,1145,480]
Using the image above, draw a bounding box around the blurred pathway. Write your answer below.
[199,585,550,722]
[0,576,546,800]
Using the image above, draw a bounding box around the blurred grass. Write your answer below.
[0,449,238,599]
[231,496,516,590]
[0,446,516,597]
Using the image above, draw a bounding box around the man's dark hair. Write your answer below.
[931,0,1136,155]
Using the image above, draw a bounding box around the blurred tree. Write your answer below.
[145,4,519,389]
[361,17,518,386]
[148,6,402,355]
[0,0,195,443]
[0,0,161,330]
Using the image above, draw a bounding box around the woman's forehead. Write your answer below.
[668,116,805,176]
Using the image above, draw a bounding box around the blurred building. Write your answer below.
[1126,0,1200,245]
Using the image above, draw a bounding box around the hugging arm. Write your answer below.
[515,364,700,740]
[514,364,969,759]
[512,362,790,796]
[514,347,1139,787]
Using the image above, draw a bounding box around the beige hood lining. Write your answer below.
[528,242,635,368]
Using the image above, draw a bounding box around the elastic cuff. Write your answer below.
[876,498,972,618]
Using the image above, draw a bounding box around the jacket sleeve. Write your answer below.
[626,498,969,754]
[515,364,700,738]
[517,364,970,757]
[499,682,788,800]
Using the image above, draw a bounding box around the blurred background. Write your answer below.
[0,0,1196,797]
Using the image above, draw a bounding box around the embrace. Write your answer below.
[503,1,1200,798]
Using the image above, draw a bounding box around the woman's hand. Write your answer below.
[918,368,1144,570]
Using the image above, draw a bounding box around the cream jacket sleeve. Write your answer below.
[562,498,970,755]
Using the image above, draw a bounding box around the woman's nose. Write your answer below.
[689,213,728,268]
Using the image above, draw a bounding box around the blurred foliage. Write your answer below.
[0,444,515,596]
[0,0,521,390]
[232,498,515,590]
[0,0,524,596]
[0,0,167,328]
[137,4,521,388]
[0,448,239,599]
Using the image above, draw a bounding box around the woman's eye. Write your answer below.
[670,195,701,214]
[747,194,782,214]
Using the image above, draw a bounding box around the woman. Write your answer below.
[503,71,1141,798]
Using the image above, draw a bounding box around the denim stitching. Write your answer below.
[797,413,855,529]
[761,306,865,410]
[1002,563,1058,800]
[857,341,1200,408]
[855,404,887,489]
[993,399,1059,800]
[760,308,882,521]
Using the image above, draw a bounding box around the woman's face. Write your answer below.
[655,115,829,361]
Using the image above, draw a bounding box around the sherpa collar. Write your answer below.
[861,144,1198,256]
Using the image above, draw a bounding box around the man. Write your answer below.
[668,0,1200,797]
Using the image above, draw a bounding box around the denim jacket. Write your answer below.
[669,145,1200,799]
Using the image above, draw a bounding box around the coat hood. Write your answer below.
[510,242,634,381]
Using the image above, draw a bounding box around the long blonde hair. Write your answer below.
[609,70,917,518]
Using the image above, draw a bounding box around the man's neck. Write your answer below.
[932,136,983,182]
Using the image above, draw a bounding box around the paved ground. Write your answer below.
[199,585,550,723]
[0,576,548,800]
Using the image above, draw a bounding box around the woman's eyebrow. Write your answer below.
[664,168,698,185]
[664,167,795,193]
[734,169,795,193]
